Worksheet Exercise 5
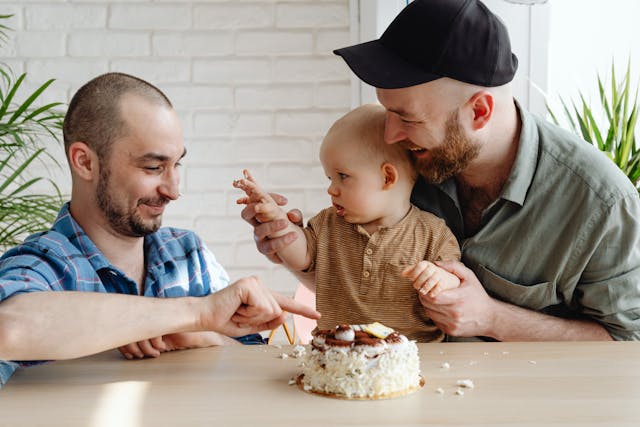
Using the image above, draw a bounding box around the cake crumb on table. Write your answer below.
[290,345,306,358]
[456,379,475,389]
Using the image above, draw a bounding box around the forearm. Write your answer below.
[288,270,316,293]
[0,292,202,360]
[488,299,613,341]
[275,225,312,271]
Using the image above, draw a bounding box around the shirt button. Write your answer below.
[365,248,373,255]
[363,270,370,278]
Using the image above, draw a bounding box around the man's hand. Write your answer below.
[417,260,496,337]
[200,276,320,337]
[118,332,239,360]
[118,336,166,359]
[402,260,461,298]
[240,193,303,264]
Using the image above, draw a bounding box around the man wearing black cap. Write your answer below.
[244,0,640,341]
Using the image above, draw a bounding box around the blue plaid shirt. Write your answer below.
[0,203,243,386]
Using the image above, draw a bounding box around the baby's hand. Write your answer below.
[233,169,283,223]
[402,260,460,298]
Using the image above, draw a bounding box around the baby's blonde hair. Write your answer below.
[322,104,416,180]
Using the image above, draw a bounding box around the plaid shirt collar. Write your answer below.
[51,202,175,276]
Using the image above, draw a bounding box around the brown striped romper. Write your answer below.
[302,205,461,343]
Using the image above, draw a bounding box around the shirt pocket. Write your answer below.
[476,264,560,311]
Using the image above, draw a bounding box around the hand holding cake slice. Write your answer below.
[298,323,423,399]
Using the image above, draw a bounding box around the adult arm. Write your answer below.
[118,231,247,359]
[422,261,612,341]
[0,276,320,360]
[422,190,640,341]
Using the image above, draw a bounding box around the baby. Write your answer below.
[234,104,461,342]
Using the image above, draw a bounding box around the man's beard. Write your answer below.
[414,111,480,184]
[96,165,164,238]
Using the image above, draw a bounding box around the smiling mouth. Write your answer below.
[407,146,430,159]
[404,141,427,153]
[140,199,169,216]
[143,204,165,215]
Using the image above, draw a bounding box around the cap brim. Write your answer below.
[334,40,441,90]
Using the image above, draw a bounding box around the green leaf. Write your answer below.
[546,102,560,125]
[547,59,640,192]
[573,100,592,143]
[22,102,64,122]
[619,103,638,170]
[0,72,25,119]
[8,78,56,124]
[598,74,612,124]
[580,93,604,150]
[559,97,578,132]
[0,15,66,248]
[0,148,45,194]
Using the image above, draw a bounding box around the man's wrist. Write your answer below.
[483,297,506,341]
[188,295,214,333]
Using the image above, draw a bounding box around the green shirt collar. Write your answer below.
[499,102,539,207]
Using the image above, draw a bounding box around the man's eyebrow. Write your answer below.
[137,148,187,162]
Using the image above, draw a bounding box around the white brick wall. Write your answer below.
[0,1,353,299]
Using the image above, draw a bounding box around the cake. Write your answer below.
[298,323,423,399]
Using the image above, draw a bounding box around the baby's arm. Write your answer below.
[401,260,460,298]
[233,169,311,271]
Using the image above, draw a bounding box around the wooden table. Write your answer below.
[1,342,639,426]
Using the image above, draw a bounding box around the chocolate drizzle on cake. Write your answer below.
[311,325,402,352]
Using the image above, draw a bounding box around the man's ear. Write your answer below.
[466,91,494,131]
[68,141,98,181]
[381,162,399,189]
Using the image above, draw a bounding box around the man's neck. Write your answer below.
[457,102,521,194]
[69,200,147,291]
[455,102,521,236]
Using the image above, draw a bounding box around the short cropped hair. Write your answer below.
[323,104,416,180]
[62,72,172,161]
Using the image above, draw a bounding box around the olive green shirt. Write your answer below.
[411,104,640,340]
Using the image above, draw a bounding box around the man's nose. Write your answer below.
[159,168,180,200]
[384,113,407,145]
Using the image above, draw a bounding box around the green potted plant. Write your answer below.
[547,61,640,193]
[0,14,65,251]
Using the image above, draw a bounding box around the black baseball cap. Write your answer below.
[333,0,518,89]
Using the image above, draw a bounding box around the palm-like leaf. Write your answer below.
[547,60,640,193]
[0,14,65,252]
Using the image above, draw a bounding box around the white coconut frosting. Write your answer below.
[301,325,421,398]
